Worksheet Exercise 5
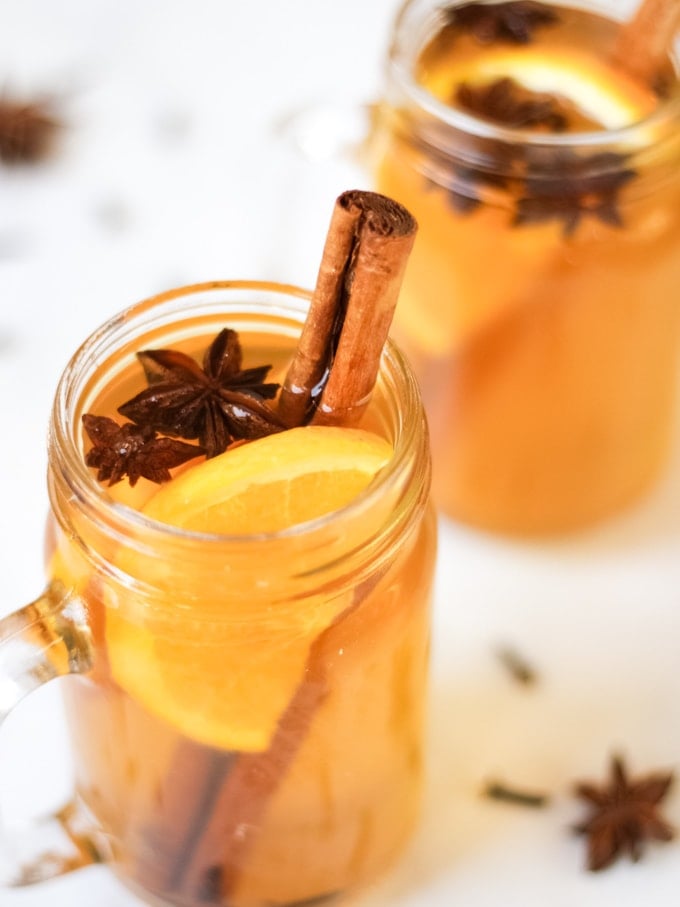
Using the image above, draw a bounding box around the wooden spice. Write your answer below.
[279,190,417,427]
[613,0,680,86]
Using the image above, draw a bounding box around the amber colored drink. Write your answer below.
[371,0,680,534]
[44,283,435,907]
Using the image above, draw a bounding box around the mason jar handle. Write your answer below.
[0,582,101,887]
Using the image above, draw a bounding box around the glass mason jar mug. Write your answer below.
[369,0,680,535]
[0,282,436,907]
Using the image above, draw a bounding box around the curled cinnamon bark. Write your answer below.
[612,0,680,86]
[279,190,417,427]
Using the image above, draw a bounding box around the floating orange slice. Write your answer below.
[424,45,657,130]
[467,48,657,129]
[106,426,393,752]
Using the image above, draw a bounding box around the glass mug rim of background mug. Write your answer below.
[386,0,680,150]
[0,279,434,905]
[373,0,680,535]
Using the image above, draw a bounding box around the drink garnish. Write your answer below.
[134,426,393,537]
[514,148,636,235]
[106,425,393,755]
[118,326,283,458]
[426,136,635,236]
[82,190,415,486]
[483,780,549,807]
[279,190,417,427]
[574,754,674,871]
[412,2,677,235]
[613,0,680,87]
[0,92,61,165]
[414,14,658,238]
[82,328,284,485]
[456,76,569,129]
[495,644,537,685]
[445,1,559,45]
[82,414,203,486]
[482,755,674,869]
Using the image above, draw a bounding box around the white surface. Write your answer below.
[1,1,680,905]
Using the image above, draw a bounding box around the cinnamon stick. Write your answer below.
[279,189,417,427]
[612,0,680,86]
[139,668,323,902]
[138,190,417,904]
[176,586,372,903]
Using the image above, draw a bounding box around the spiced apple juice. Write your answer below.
[48,295,436,907]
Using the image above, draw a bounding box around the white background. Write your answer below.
[2,1,680,905]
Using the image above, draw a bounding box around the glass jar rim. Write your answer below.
[386,0,680,151]
[49,280,429,553]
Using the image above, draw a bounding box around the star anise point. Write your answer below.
[0,93,62,165]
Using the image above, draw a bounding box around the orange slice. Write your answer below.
[106,426,393,752]
[426,46,657,129]
[141,425,393,533]
[468,48,657,129]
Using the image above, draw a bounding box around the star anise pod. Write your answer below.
[574,755,675,871]
[514,149,636,236]
[118,327,284,458]
[82,414,203,486]
[0,94,61,165]
[456,78,568,131]
[445,1,559,45]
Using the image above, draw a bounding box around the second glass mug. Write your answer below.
[0,282,436,907]
[369,0,680,535]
